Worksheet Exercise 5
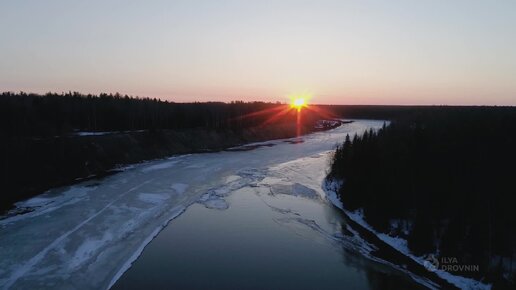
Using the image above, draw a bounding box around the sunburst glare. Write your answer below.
[290,94,310,110]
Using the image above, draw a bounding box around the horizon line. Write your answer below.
[2,90,515,107]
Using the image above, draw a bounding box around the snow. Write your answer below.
[1,186,96,225]
[140,158,180,172]
[74,130,146,137]
[75,131,112,136]
[197,168,267,210]
[138,193,170,204]
[0,120,384,289]
[323,179,344,209]
[323,178,492,290]
[16,196,53,207]
[107,206,185,290]
[170,183,189,194]
[69,231,114,271]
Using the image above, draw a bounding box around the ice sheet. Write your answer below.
[0,120,383,289]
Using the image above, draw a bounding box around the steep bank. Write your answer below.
[1,121,341,213]
[324,180,487,290]
[326,108,516,289]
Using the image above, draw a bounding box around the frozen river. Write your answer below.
[0,120,424,289]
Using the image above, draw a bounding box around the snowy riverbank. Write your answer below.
[323,179,492,290]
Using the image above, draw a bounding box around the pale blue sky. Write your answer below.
[1,0,515,104]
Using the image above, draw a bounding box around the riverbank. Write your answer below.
[1,120,345,214]
[323,179,491,290]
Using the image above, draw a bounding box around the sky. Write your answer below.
[1,0,515,105]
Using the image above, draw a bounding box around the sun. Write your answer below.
[291,97,307,110]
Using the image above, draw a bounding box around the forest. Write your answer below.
[1,91,305,136]
[328,106,516,288]
[1,92,329,212]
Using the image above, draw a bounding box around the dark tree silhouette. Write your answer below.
[328,107,516,288]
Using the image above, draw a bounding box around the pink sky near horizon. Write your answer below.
[1,1,515,106]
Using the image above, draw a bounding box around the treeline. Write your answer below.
[0,91,314,138]
[328,107,516,288]
[323,105,434,120]
[1,91,325,212]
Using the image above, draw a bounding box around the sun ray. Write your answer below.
[227,95,340,133]
[231,105,286,121]
[260,105,292,126]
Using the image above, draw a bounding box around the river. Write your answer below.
[0,120,425,289]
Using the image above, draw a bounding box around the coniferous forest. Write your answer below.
[328,107,516,288]
[1,92,326,212]
[1,91,299,136]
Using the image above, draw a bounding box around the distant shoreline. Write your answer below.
[1,119,347,215]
